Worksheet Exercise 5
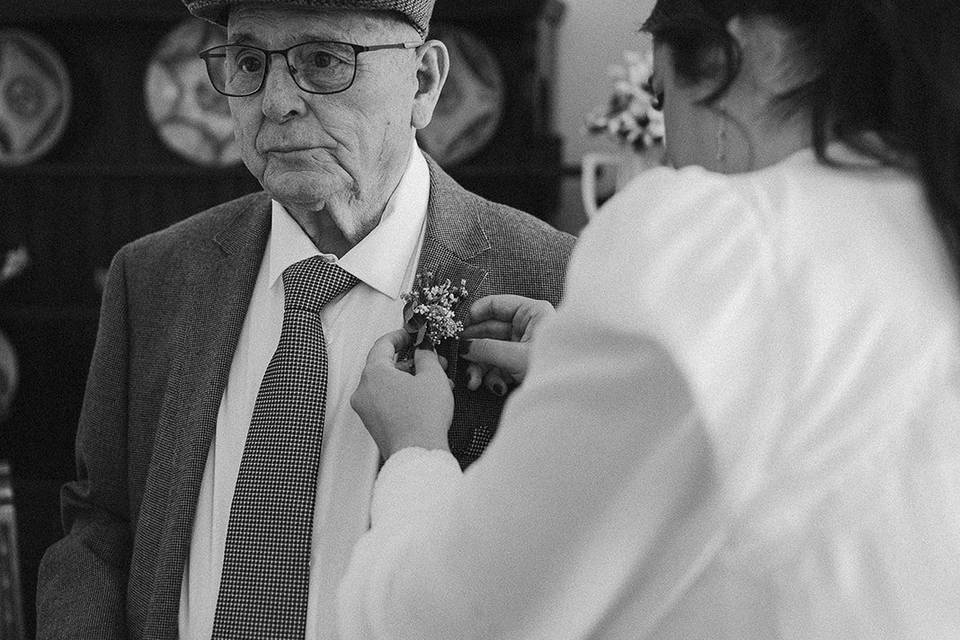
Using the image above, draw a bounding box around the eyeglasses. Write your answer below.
[199,40,421,97]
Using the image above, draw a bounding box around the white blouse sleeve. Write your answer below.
[337,167,774,640]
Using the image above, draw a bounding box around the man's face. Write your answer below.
[227,6,421,237]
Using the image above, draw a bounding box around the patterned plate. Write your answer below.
[145,19,241,167]
[417,23,505,166]
[0,30,72,167]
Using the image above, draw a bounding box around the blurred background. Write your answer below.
[0,0,656,636]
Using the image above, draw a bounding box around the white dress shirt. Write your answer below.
[338,146,960,639]
[179,143,430,640]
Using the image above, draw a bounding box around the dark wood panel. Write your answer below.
[0,306,99,640]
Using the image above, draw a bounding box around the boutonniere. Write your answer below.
[402,271,469,350]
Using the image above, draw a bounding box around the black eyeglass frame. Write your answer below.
[198,40,422,97]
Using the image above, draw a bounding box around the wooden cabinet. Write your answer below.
[0,1,564,636]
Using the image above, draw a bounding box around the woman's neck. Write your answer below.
[717,100,815,174]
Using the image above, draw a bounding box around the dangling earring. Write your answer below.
[715,115,728,167]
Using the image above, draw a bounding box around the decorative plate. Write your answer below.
[417,23,505,166]
[0,30,72,167]
[144,19,241,167]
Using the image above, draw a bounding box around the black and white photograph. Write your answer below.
[1,1,959,638]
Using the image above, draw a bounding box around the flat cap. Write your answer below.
[183,0,436,35]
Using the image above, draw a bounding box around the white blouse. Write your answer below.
[337,147,960,640]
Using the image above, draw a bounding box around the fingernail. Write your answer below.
[492,381,507,397]
[458,339,473,356]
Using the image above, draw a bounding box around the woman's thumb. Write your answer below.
[413,346,445,376]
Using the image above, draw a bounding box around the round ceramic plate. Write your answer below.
[417,23,505,166]
[0,30,72,167]
[145,19,241,167]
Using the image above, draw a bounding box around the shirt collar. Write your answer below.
[266,140,430,299]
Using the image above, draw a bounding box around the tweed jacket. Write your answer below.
[36,159,574,640]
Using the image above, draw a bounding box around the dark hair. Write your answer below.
[642,0,960,273]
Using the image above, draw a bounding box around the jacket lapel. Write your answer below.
[416,158,491,378]
[141,194,271,639]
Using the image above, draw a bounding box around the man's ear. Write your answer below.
[411,40,449,130]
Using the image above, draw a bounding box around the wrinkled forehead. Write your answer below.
[227,4,411,44]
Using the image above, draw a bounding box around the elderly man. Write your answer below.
[35,1,573,638]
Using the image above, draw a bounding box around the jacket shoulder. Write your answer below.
[120,191,270,261]
[425,154,575,257]
[478,200,576,257]
[471,199,575,306]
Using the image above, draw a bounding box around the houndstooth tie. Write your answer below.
[212,256,358,640]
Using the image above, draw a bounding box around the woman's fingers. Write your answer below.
[466,362,485,391]
[461,319,513,340]
[510,299,556,342]
[366,329,411,366]
[352,334,455,458]
[482,368,508,397]
[467,294,537,324]
[465,295,556,343]
[460,338,528,381]
[464,362,511,395]
[413,346,446,379]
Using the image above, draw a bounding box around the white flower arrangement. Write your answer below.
[585,50,665,152]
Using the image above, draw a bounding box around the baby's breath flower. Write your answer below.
[402,272,469,349]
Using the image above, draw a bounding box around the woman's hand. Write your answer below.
[351,330,454,459]
[460,295,556,393]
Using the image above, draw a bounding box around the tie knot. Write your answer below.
[282,256,358,313]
